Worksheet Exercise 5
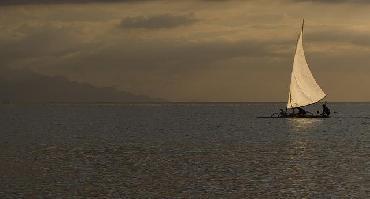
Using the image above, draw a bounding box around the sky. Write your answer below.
[1,0,370,102]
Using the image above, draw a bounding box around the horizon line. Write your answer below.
[2,101,370,105]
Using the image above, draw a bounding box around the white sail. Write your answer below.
[287,23,326,109]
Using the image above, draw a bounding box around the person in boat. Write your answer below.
[296,107,307,115]
[279,108,287,117]
[322,102,330,116]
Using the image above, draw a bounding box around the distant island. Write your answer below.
[0,68,163,104]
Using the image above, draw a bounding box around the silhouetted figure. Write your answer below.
[322,102,330,116]
[279,109,287,117]
[297,107,307,115]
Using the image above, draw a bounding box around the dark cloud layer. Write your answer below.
[0,0,233,6]
[2,0,370,6]
[307,29,370,46]
[292,0,370,3]
[0,0,151,6]
[120,14,197,29]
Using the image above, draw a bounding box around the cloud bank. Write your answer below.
[2,0,370,101]
[120,14,198,29]
[0,0,151,6]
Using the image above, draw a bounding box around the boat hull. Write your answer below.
[257,115,329,119]
[278,115,329,118]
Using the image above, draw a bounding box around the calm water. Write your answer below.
[0,103,369,198]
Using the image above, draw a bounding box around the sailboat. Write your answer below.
[268,20,330,118]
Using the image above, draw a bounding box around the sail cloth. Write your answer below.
[287,24,326,109]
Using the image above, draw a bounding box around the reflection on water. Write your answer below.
[284,121,312,197]
[287,118,323,131]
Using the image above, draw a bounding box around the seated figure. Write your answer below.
[279,109,287,117]
[322,102,330,116]
[297,107,307,115]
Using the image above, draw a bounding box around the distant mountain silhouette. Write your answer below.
[0,68,163,103]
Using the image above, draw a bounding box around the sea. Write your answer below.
[0,103,369,198]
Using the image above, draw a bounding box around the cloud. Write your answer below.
[0,0,153,6]
[306,27,370,47]
[120,14,198,29]
[0,0,233,5]
[291,0,370,3]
